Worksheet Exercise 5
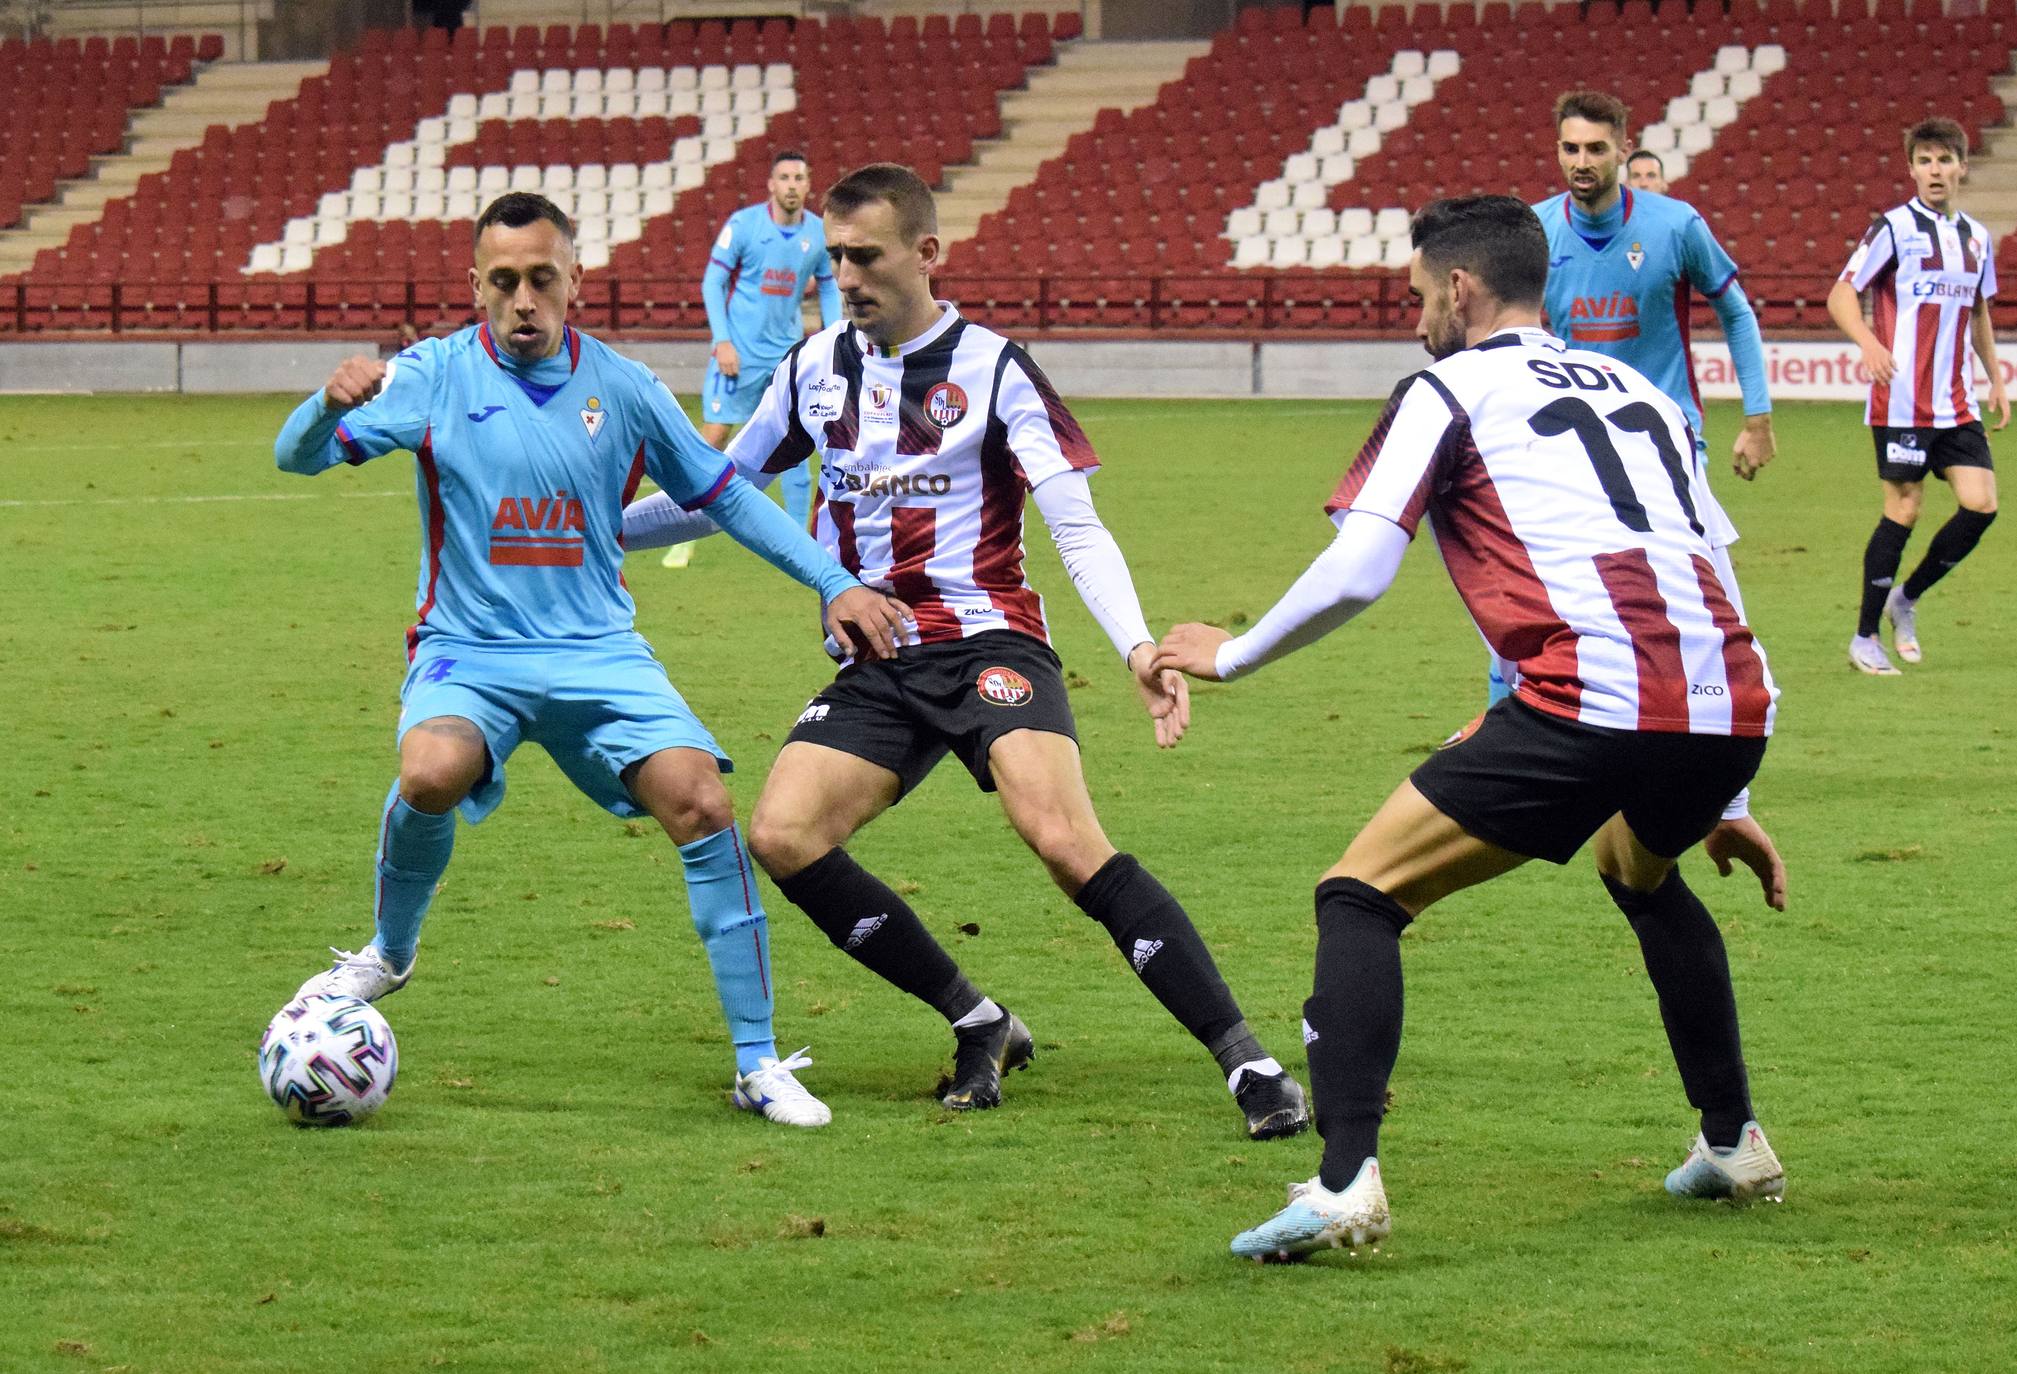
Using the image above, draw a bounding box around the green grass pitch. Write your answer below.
[3,392,2013,1372]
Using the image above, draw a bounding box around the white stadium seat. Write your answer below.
[284,218,313,246]
[673,136,703,166]
[702,113,734,141]
[314,216,346,245]
[509,164,540,191]
[575,188,609,219]
[416,116,446,145]
[1400,75,1434,105]
[571,93,604,119]
[574,68,602,94]
[1302,207,1337,238]
[381,192,414,220]
[1641,124,1677,153]
[1263,207,1300,238]
[668,89,699,118]
[540,69,568,94]
[416,143,445,169]
[608,163,640,191]
[1311,126,1347,158]
[610,214,643,245]
[386,141,415,167]
[1254,180,1290,212]
[379,165,414,194]
[447,117,476,144]
[644,186,674,218]
[546,189,574,216]
[673,162,705,192]
[636,66,667,93]
[1665,96,1699,126]
[642,162,673,190]
[1678,122,1714,154]
[765,89,796,115]
[416,166,446,194]
[1427,49,1460,79]
[1269,237,1309,269]
[1664,151,1690,181]
[634,89,669,117]
[447,165,477,194]
[579,241,610,270]
[1714,44,1750,75]
[1381,237,1412,269]
[605,68,634,94]
[447,190,478,220]
[609,188,642,218]
[703,138,735,164]
[698,65,729,92]
[1307,235,1345,269]
[478,91,508,120]
[601,90,636,119]
[575,164,607,191]
[542,164,574,193]
[1336,99,1372,130]
[414,191,446,221]
[539,92,570,119]
[577,216,608,245]
[732,88,764,116]
[507,91,538,120]
[280,244,312,273]
[508,69,537,95]
[763,63,792,89]
[477,166,508,195]
[350,166,380,194]
[1374,100,1409,133]
[700,88,731,116]
[1226,206,1262,239]
[1346,126,1382,158]
[1232,235,1269,269]
[1345,237,1382,269]
[731,63,761,90]
[318,191,346,217]
[1318,154,1354,186]
[1373,207,1410,239]
[1338,208,1374,238]
[668,65,698,91]
[1728,70,1762,101]
[1392,49,1426,78]
[1690,71,1724,101]
[1291,180,1326,210]
[1703,95,1739,129]
[1754,44,1786,75]
[1284,151,1319,184]
[447,93,478,120]
[1365,74,1399,104]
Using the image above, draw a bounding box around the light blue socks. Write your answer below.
[678,824,777,1075]
[372,780,456,974]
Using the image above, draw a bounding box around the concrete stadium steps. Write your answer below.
[40,0,274,61]
[938,39,1204,260]
[0,59,322,277]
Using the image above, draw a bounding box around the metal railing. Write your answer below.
[18,0,263,55]
[0,271,1846,335]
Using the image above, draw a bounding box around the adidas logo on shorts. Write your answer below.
[846,914,887,950]
[1130,938,1164,972]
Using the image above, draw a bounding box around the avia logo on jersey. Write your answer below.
[1910,280,1976,300]
[760,267,801,297]
[1567,293,1641,343]
[489,489,588,566]
[832,470,953,498]
[976,666,1033,707]
[580,395,606,441]
[925,381,969,427]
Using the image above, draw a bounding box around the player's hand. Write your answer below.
[1151,622,1232,683]
[1988,377,2011,432]
[824,586,913,662]
[1731,415,1776,481]
[1703,814,1786,912]
[323,356,388,411]
[1127,642,1190,749]
[713,340,741,378]
[1859,339,1898,387]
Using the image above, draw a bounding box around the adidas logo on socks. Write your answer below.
[1130,938,1164,971]
[846,914,888,950]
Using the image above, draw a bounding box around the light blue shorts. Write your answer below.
[397,633,729,824]
[700,352,780,428]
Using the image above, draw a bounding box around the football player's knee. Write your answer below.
[658,789,735,846]
[398,754,478,812]
[746,807,816,879]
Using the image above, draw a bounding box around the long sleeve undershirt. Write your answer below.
[1214,510,1412,680]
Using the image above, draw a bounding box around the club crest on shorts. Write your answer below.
[925,381,969,427]
[976,666,1033,706]
[580,396,606,440]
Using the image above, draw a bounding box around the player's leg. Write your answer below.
[1851,436,1924,673]
[1891,436,1997,661]
[986,726,1309,1137]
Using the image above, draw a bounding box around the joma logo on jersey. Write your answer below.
[489,490,587,566]
[976,666,1033,706]
[835,471,953,498]
[1567,293,1641,343]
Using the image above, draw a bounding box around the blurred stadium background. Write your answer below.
[0,0,2007,393]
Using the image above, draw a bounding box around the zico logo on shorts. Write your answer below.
[925,381,969,427]
[976,666,1033,706]
[490,490,587,566]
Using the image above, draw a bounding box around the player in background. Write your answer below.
[1156,197,1786,1261]
[1533,90,1784,900]
[667,150,841,568]
[1827,117,2006,675]
[276,193,909,1127]
[1625,149,1667,194]
[621,163,1310,1139]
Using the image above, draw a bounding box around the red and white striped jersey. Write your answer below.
[1327,327,1777,737]
[1839,198,1996,428]
[728,304,1097,646]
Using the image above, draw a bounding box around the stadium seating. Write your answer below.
[1,4,2008,335]
[0,33,213,232]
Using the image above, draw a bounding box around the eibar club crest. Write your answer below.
[1626,241,1645,271]
[581,395,606,440]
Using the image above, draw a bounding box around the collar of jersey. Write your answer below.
[1909,196,1959,225]
[852,302,960,359]
[475,322,581,405]
[1475,325,1562,353]
[1564,187,1632,241]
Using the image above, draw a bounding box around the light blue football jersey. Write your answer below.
[1533,188,1747,438]
[703,203,841,364]
[302,324,736,649]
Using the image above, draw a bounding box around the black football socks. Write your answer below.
[777,847,985,1023]
[1074,852,1249,1052]
[1857,516,1913,636]
[1304,878,1410,1191]
[1901,507,1996,601]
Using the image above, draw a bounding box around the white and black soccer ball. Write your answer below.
[258,993,398,1126]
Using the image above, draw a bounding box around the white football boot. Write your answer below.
[1884,588,1921,664]
[1664,1120,1785,1203]
[1847,634,1901,676]
[295,944,413,1003]
[733,1047,832,1128]
[1230,1159,1391,1261]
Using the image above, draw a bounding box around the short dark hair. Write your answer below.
[771,147,809,170]
[1554,90,1630,138]
[1410,196,1550,309]
[1626,149,1664,172]
[824,162,937,240]
[473,191,573,247]
[1904,117,1968,162]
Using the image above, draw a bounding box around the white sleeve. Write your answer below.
[1707,542,1752,821]
[1029,470,1153,660]
[1214,510,1412,680]
[621,489,722,551]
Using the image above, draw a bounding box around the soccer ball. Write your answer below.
[258,993,398,1126]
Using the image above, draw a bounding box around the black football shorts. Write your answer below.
[1409,696,1767,865]
[1873,422,1993,483]
[784,629,1079,797]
